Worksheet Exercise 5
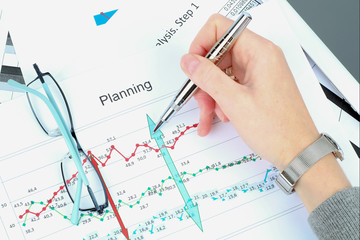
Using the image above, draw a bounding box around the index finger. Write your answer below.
[188,14,271,71]
[189,14,234,56]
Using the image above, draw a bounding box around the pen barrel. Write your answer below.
[172,12,252,109]
[164,13,252,120]
[156,12,252,130]
[174,79,198,105]
[158,79,197,124]
[206,12,252,64]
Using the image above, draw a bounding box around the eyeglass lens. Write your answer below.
[27,68,108,214]
[61,151,107,212]
[26,74,72,137]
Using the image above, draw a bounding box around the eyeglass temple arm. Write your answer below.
[35,65,103,215]
[41,81,103,217]
[7,80,90,185]
[35,73,104,216]
[7,79,88,225]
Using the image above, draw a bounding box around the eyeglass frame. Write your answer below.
[26,67,108,214]
[8,64,108,225]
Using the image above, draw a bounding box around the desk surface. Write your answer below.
[288,0,360,82]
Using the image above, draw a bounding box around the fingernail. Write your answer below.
[181,54,200,76]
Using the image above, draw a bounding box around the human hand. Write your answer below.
[180,14,320,171]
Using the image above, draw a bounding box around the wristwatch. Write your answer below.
[275,133,344,194]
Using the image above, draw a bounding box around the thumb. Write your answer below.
[180,53,241,108]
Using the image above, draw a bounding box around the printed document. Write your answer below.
[0,1,358,239]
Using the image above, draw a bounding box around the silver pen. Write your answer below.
[153,12,252,133]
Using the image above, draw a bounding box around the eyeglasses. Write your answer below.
[8,64,108,225]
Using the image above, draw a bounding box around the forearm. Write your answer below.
[308,186,360,240]
[294,153,351,213]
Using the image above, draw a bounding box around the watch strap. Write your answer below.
[276,133,342,194]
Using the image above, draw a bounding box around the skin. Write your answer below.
[180,14,351,213]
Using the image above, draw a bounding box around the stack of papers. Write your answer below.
[0,1,358,239]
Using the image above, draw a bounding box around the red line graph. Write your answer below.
[19,123,198,219]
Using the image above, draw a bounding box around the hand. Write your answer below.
[180,14,351,212]
[180,14,319,170]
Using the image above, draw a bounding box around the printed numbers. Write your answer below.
[180,160,190,166]
[106,136,116,142]
[13,202,23,208]
[140,203,149,210]
[28,187,37,193]
[116,189,126,196]
[128,194,137,201]
[137,155,146,161]
[88,233,99,239]
[176,123,185,129]
[191,3,199,9]
[125,161,134,167]
[25,227,34,234]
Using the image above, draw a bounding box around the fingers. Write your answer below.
[215,104,229,122]
[189,14,234,56]
[180,53,242,109]
[194,89,230,136]
[188,14,264,68]
[188,14,235,70]
[194,90,215,136]
[182,14,276,137]
[181,14,236,137]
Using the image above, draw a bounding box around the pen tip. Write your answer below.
[153,120,164,134]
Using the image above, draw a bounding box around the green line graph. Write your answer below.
[20,154,263,227]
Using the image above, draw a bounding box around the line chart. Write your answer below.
[18,122,199,221]
[94,123,199,166]
[1,108,306,240]
[19,153,266,227]
[1,101,295,240]
[0,94,306,240]
[0,0,320,238]
[0,94,307,240]
[3,107,285,240]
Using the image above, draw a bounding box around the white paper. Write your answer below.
[0,1,357,240]
[276,0,360,114]
[3,0,236,83]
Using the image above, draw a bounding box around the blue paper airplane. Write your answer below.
[94,9,118,26]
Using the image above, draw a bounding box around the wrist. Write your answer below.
[276,133,345,194]
[275,133,351,212]
[275,131,320,171]
[295,153,351,212]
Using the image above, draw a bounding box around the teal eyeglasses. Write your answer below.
[8,64,108,225]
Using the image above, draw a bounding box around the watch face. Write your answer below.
[323,133,344,161]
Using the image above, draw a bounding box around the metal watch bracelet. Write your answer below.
[275,133,343,194]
